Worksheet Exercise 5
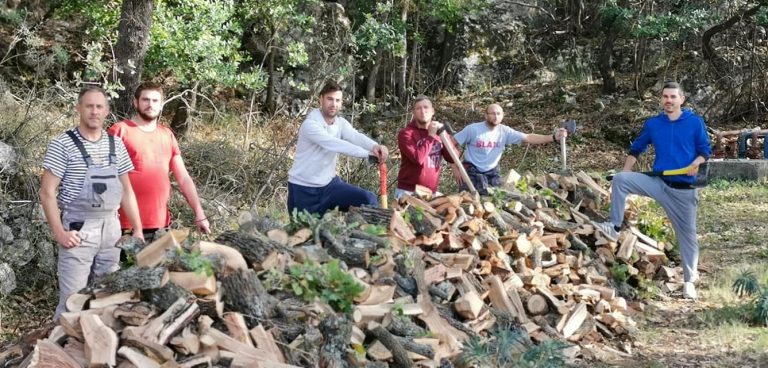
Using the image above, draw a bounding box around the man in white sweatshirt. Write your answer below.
[287,80,389,215]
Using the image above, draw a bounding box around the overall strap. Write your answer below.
[65,130,93,167]
[108,134,116,165]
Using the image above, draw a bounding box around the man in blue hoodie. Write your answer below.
[594,81,711,300]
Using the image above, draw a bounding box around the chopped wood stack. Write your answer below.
[7,170,681,367]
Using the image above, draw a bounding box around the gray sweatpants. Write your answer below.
[54,216,121,321]
[610,172,700,282]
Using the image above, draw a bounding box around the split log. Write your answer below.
[223,312,253,347]
[318,314,352,368]
[215,230,293,266]
[93,266,169,293]
[453,291,484,320]
[178,354,212,368]
[320,229,370,268]
[137,298,200,345]
[199,316,301,368]
[117,346,161,368]
[221,269,273,326]
[65,293,91,313]
[288,228,314,247]
[27,339,81,368]
[194,241,248,275]
[122,334,175,363]
[89,291,137,309]
[169,325,200,355]
[483,275,529,323]
[169,272,217,295]
[114,302,157,326]
[81,313,119,367]
[561,302,588,339]
[136,230,186,267]
[535,287,569,315]
[616,234,637,262]
[250,325,286,363]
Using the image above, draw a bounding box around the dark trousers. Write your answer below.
[461,162,501,195]
[288,176,378,215]
[119,228,165,262]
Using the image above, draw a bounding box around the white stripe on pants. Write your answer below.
[54,216,121,321]
[609,172,700,282]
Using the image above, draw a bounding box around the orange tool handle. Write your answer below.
[379,161,388,209]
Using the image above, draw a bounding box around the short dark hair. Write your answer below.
[319,80,342,96]
[413,94,431,108]
[134,81,165,100]
[662,81,684,96]
[77,85,109,103]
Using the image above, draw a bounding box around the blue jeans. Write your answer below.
[287,176,378,215]
[461,162,501,195]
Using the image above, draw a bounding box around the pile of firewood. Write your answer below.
[3,170,685,367]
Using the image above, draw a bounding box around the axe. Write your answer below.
[559,119,577,172]
[368,155,388,209]
[437,122,478,196]
[605,162,710,188]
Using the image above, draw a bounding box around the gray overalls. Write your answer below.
[54,131,123,321]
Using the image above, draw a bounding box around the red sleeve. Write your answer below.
[161,126,181,157]
[397,127,440,167]
[107,122,124,138]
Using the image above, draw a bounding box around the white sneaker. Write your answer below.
[593,221,619,242]
[683,282,698,299]
[689,271,700,285]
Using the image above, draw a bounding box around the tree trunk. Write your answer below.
[266,45,277,115]
[366,60,381,102]
[702,2,766,77]
[113,0,155,120]
[599,25,618,94]
[397,0,409,102]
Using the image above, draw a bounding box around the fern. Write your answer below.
[732,270,760,297]
[517,340,569,368]
[753,290,768,326]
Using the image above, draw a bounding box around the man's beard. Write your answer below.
[137,110,159,122]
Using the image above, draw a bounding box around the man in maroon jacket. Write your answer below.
[396,95,463,198]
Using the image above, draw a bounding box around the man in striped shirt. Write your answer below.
[39,86,143,322]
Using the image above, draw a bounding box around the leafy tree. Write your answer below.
[237,0,317,114]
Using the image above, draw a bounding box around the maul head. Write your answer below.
[561,119,577,134]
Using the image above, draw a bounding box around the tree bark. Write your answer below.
[113,0,155,120]
[702,2,766,76]
[599,25,618,94]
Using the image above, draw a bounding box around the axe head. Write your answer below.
[436,122,456,135]
[561,119,577,134]
[368,155,380,165]
[692,162,709,187]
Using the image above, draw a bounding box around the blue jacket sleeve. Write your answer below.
[628,121,652,157]
[695,119,712,160]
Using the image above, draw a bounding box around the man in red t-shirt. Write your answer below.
[108,82,210,240]
[396,95,463,198]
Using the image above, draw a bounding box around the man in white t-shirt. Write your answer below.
[454,104,568,194]
[287,80,389,215]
